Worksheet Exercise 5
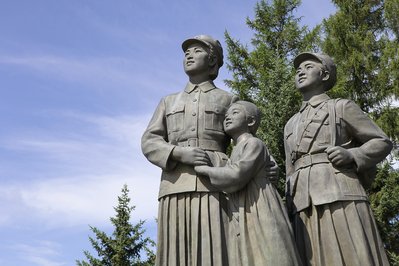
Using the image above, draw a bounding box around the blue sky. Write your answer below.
[0,1,335,265]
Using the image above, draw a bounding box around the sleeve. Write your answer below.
[340,100,393,171]
[141,98,177,170]
[205,138,267,193]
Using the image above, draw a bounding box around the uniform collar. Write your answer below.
[184,80,216,93]
[300,93,330,112]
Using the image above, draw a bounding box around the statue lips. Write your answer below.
[298,77,306,83]
[186,60,195,66]
[224,121,232,128]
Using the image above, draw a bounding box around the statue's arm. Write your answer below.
[340,100,393,171]
[195,138,265,193]
[141,98,177,170]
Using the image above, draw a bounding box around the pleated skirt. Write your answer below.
[294,201,389,266]
[156,192,230,266]
[228,178,302,266]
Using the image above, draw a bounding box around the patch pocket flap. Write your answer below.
[205,104,226,114]
[166,104,185,116]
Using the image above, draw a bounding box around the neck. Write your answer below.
[301,87,325,101]
[189,73,211,84]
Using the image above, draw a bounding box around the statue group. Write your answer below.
[141,35,392,266]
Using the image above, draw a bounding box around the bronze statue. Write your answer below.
[141,35,237,265]
[195,101,302,265]
[284,52,392,265]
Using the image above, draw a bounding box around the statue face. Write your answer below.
[224,103,248,136]
[295,59,325,93]
[183,43,210,77]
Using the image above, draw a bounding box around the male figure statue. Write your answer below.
[142,35,237,266]
[284,52,392,265]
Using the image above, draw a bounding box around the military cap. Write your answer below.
[294,52,337,91]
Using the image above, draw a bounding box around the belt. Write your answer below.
[294,153,330,171]
[177,138,225,152]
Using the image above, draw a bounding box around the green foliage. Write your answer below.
[369,163,399,265]
[323,1,385,109]
[224,0,321,193]
[225,0,399,263]
[322,2,399,261]
[76,185,155,266]
[385,0,399,38]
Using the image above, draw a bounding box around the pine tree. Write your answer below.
[224,0,321,192]
[369,163,399,265]
[322,1,399,262]
[76,185,155,266]
[225,0,399,263]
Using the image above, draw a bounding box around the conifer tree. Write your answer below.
[224,0,321,192]
[76,185,155,266]
[225,0,398,263]
[322,1,399,262]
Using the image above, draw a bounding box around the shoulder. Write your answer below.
[164,91,184,100]
[285,112,299,129]
[162,91,186,106]
[244,136,267,152]
[328,98,352,108]
[212,87,234,97]
[328,98,362,119]
[209,88,238,106]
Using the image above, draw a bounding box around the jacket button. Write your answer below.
[192,112,196,116]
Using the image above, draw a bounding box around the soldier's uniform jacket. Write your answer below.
[284,93,392,213]
[142,80,238,199]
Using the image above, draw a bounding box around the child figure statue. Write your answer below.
[195,101,302,266]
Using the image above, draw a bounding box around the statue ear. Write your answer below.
[322,70,330,82]
[247,116,256,127]
[209,55,217,67]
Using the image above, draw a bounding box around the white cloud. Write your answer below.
[12,241,66,266]
[0,55,139,88]
[18,172,159,228]
[0,53,184,98]
[0,112,160,229]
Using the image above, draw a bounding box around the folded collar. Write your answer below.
[184,80,216,93]
[300,93,330,112]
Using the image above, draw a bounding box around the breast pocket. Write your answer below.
[166,104,185,133]
[204,104,226,132]
[318,119,331,144]
[308,110,329,144]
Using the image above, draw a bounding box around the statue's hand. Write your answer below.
[194,165,210,176]
[325,146,354,167]
[266,156,279,183]
[172,146,211,166]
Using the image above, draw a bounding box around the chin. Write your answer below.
[184,67,201,77]
[224,127,232,135]
[295,81,306,90]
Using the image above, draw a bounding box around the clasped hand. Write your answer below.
[172,146,211,166]
[325,146,354,166]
